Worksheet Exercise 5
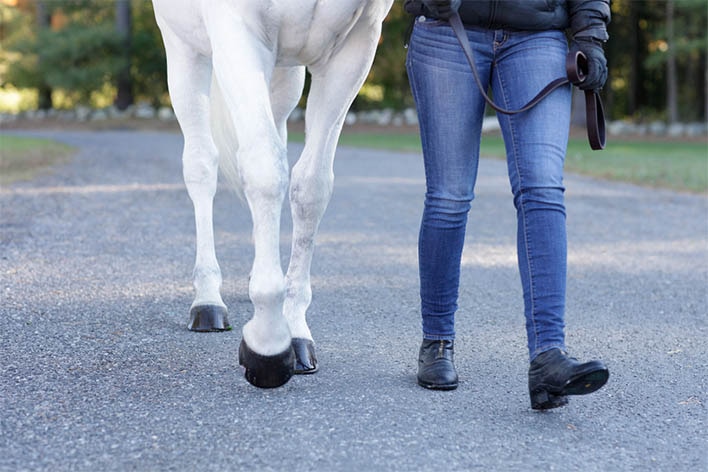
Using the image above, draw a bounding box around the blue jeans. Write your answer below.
[406,19,571,361]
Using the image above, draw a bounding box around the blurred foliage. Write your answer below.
[355,2,413,110]
[1,0,166,108]
[128,1,167,106]
[9,24,125,103]
[606,0,707,121]
[0,0,705,121]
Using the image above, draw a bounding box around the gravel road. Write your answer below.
[1,130,706,471]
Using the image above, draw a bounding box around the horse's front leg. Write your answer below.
[284,18,387,373]
[235,121,293,388]
[209,20,294,388]
[159,25,229,332]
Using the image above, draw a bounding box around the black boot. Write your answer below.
[417,339,458,390]
[528,348,609,410]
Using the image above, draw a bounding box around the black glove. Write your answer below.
[422,0,461,20]
[571,38,608,91]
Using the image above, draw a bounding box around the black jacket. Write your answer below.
[405,0,610,41]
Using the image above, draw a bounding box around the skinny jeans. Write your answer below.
[406,18,571,361]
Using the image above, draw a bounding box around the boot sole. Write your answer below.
[530,368,609,410]
[564,368,609,395]
[417,378,459,390]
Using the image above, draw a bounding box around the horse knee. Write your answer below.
[290,169,333,217]
[183,138,219,188]
[241,142,289,203]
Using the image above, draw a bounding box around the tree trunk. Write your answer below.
[665,0,679,123]
[704,54,708,122]
[36,1,52,110]
[629,2,639,116]
[114,0,134,110]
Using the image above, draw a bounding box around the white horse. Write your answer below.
[152,0,394,388]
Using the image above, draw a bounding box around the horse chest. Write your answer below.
[274,2,366,66]
[155,0,388,67]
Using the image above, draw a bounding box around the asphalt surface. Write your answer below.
[1,130,706,471]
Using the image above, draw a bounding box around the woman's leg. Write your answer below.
[491,29,572,361]
[406,20,491,340]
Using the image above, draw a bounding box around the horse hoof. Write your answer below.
[238,339,294,388]
[292,338,318,374]
[188,305,231,332]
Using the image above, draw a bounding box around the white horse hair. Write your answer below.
[152,0,394,387]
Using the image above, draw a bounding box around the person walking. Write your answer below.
[404,0,611,409]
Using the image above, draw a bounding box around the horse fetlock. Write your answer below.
[285,280,312,306]
[284,318,312,342]
[192,268,223,303]
[193,265,222,283]
[249,271,285,303]
[283,292,312,340]
[242,318,291,357]
[188,304,231,332]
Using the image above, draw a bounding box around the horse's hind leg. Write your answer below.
[284,18,386,373]
[161,28,229,332]
[267,66,321,373]
[270,66,306,145]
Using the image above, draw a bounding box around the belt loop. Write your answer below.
[493,29,502,45]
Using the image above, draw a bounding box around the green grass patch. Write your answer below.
[0,135,75,185]
[565,138,708,193]
[290,130,707,193]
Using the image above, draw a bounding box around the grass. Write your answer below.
[483,135,708,193]
[0,135,76,185]
[2,129,705,193]
[575,140,708,193]
[291,130,708,193]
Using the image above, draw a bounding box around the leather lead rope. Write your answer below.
[448,12,606,150]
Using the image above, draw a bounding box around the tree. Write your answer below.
[643,0,707,121]
[114,0,133,110]
[3,1,125,107]
[358,2,413,110]
[0,1,704,121]
[665,0,678,123]
[35,1,52,109]
[128,0,167,107]
[0,0,54,109]
[2,0,167,109]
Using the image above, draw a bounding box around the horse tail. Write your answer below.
[210,75,245,200]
